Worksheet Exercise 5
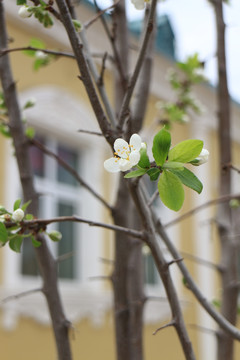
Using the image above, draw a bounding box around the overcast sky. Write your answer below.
[94,0,240,103]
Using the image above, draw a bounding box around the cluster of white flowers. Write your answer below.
[104,134,145,173]
[131,0,150,10]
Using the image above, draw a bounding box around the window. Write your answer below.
[142,176,161,288]
[21,136,81,280]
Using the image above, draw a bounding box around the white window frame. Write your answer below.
[1,87,112,329]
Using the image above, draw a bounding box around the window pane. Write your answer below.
[144,254,158,285]
[21,238,39,276]
[29,138,45,177]
[57,202,76,279]
[21,197,44,276]
[57,145,79,186]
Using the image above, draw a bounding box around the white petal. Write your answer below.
[129,151,140,166]
[130,134,142,151]
[118,159,133,172]
[104,157,121,173]
[114,138,129,159]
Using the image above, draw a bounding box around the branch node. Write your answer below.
[153,319,176,335]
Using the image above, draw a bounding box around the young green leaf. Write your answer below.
[152,128,171,166]
[158,170,184,211]
[168,139,203,163]
[9,235,23,253]
[0,222,8,244]
[124,168,147,179]
[17,0,27,4]
[31,236,42,248]
[147,168,161,181]
[13,199,22,211]
[171,167,203,194]
[21,200,32,212]
[138,147,150,169]
[25,127,35,139]
[162,161,184,171]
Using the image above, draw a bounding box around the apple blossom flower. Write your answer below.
[131,0,150,10]
[12,208,24,222]
[104,134,143,173]
[191,148,209,166]
[18,5,31,19]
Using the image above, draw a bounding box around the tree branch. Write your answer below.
[31,138,112,211]
[55,0,115,145]
[118,0,158,130]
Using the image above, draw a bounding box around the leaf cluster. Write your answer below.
[125,128,204,211]
[157,53,206,128]
[0,199,62,253]
[23,38,55,71]
[17,0,54,28]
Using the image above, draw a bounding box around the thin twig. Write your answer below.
[6,215,145,240]
[57,252,74,263]
[153,320,176,335]
[55,0,114,145]
[118,0,158,129]
[77,129,103,136]
[98,52,108,86]
[0,47,75,58]
[31,138,112,211]
[189,323,216,336]
[147,188,159,207]
[164,193,240,229]
[1,288,42,304]
[180,251,218,270]
[84,0,121,29]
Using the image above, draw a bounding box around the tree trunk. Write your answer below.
[0,2,72,359]
[212,1,238,359]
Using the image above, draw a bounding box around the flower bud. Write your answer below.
[18,5,31,19]
[35,50,48,60]
[12,208,24,222]
[48,230,62,242]
[190,148,209,166]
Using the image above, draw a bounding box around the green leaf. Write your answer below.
[138,147,150,169]
[171,167,203,194]
[152,128,171,166]
[13,199,22,211]
[0,222,8,244]
[25,127,35,139]
[21,200,32,212]
[158,170,184,211]
[162,161,184,171]
[31,236,42,248]
[9,235,23,253]
[147,168,161,181]
[17,0,27,4]
[168,139,203,163]
[124,168,147,179]
[25,213,34,220]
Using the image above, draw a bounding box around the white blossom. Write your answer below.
[131,0,150,10]
[35,50,48,60]
[104,134,143,173]
[12,208,24,222]
[18,5,31,19]
[191,148,209,166]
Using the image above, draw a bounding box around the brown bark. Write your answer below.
[212,1,238,359]
[0,2,72,359]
